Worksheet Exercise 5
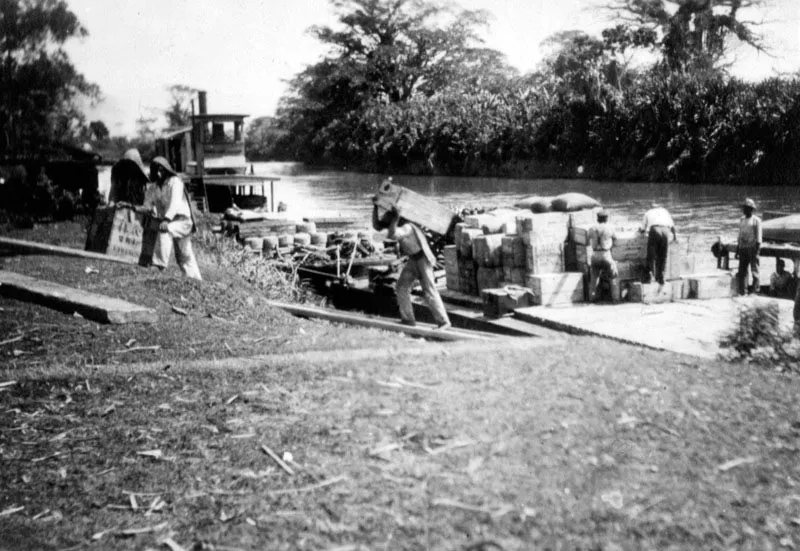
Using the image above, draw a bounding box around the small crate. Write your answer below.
[686,273,735,299]
[525,272,585,306]
[482,286,535,318]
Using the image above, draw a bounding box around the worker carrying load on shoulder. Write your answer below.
[588,209,618,302]
[372,199,451,329]
[736,198,762,296]
[640,202,677,285]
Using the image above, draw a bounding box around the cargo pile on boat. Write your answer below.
[444,193,736,313]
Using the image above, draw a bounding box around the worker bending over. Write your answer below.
[143,157,202,281]
[372,202,450,329]
[640,202,677,285]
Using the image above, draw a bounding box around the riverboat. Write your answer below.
[155,90,279,213]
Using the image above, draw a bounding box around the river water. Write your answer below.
[254,161,798,250]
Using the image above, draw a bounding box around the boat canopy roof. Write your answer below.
[193,114,248,122]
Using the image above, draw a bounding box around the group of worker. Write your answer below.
[109,149,201,281]
[586,202,681,302]
[587,197,793,302]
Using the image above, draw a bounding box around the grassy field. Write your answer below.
[2,217,800,550]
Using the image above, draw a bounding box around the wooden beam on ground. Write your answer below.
[266,300,493,342]
[0,271,157,324]
[0,236,137,265]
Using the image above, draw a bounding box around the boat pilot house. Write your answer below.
[154,91,277,212]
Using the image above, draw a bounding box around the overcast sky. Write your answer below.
[65,0,800,137]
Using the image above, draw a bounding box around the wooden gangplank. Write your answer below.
[0,236,137,265]
[266,300,494,342]
[0,271,157,324]
[514,297,794,358]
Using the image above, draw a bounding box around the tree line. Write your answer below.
[259,0,800,185]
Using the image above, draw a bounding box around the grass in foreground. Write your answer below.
[2,337,800,550]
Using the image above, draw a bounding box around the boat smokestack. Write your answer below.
[198,91,207,115]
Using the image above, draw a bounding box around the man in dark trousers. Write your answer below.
[736,198,762,295]
[588,209,618,302]
[640,202,677,285]
[372,202,451,329]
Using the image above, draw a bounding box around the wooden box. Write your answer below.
[85,206,158,265]
[375,180,455,235]
[568,207,602,229]
[458,228,483,259]
[473,234,504,268]
[524,242,564,275]
[481,286,535,318]
[686,273,735,299]
[476,266,504,292]
[517,212,570,245]
[626,281,681,304]
[525,272,585,306]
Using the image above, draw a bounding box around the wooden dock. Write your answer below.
[514,297,794,358]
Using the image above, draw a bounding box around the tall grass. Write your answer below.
[719,301,799,371]
[196,230,312,303]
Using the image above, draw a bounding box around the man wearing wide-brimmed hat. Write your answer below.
[736,197,762,295]
[108,148,149,206]
[142,156,201,280]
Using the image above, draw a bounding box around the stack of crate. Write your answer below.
[444,208,592,307]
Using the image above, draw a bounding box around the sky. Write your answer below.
[64,0,800,137]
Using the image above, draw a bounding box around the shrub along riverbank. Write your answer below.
[279,74,800,186]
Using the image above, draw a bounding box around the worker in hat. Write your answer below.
[108,148,149,206]
[142,156,201,280]
[588,209,619,302]
[371,198,451,329]
[736,198,762,295]
[640,202,677,285]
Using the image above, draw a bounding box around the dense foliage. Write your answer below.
[268,0,799,184]
[0,0,100,156]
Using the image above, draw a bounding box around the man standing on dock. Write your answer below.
[144,157,202,281]
[640,202,677,285]
[588,210,619,302]
[372,203,451,329]
[736,198,762,295]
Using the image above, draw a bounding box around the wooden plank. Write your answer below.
[0,271,157,324]
[266,300,491,342]
[0,236,138,265]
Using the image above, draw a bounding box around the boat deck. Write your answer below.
[513,297,794,358]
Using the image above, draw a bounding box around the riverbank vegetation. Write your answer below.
[264,0,800,185]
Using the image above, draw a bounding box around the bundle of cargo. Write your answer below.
[374,178,456,235]
[481,286,535,318]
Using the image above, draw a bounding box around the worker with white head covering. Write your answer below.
[109,148,149,206]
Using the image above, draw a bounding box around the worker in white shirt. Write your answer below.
[143,157,202,281]
[372,202,450,329]
[736,198,762,295]
[640,202,677,285]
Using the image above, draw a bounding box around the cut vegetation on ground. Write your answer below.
[2,216,800,550]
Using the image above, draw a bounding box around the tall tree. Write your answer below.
[606,0,768,74]
[165,84,199,128]
[0,0,100,155]
[277,0,515,160]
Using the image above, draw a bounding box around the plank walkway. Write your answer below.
[0,271,157,324]
[514,297,795,358]
[266,300,495,342]
[0,236,137,265]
